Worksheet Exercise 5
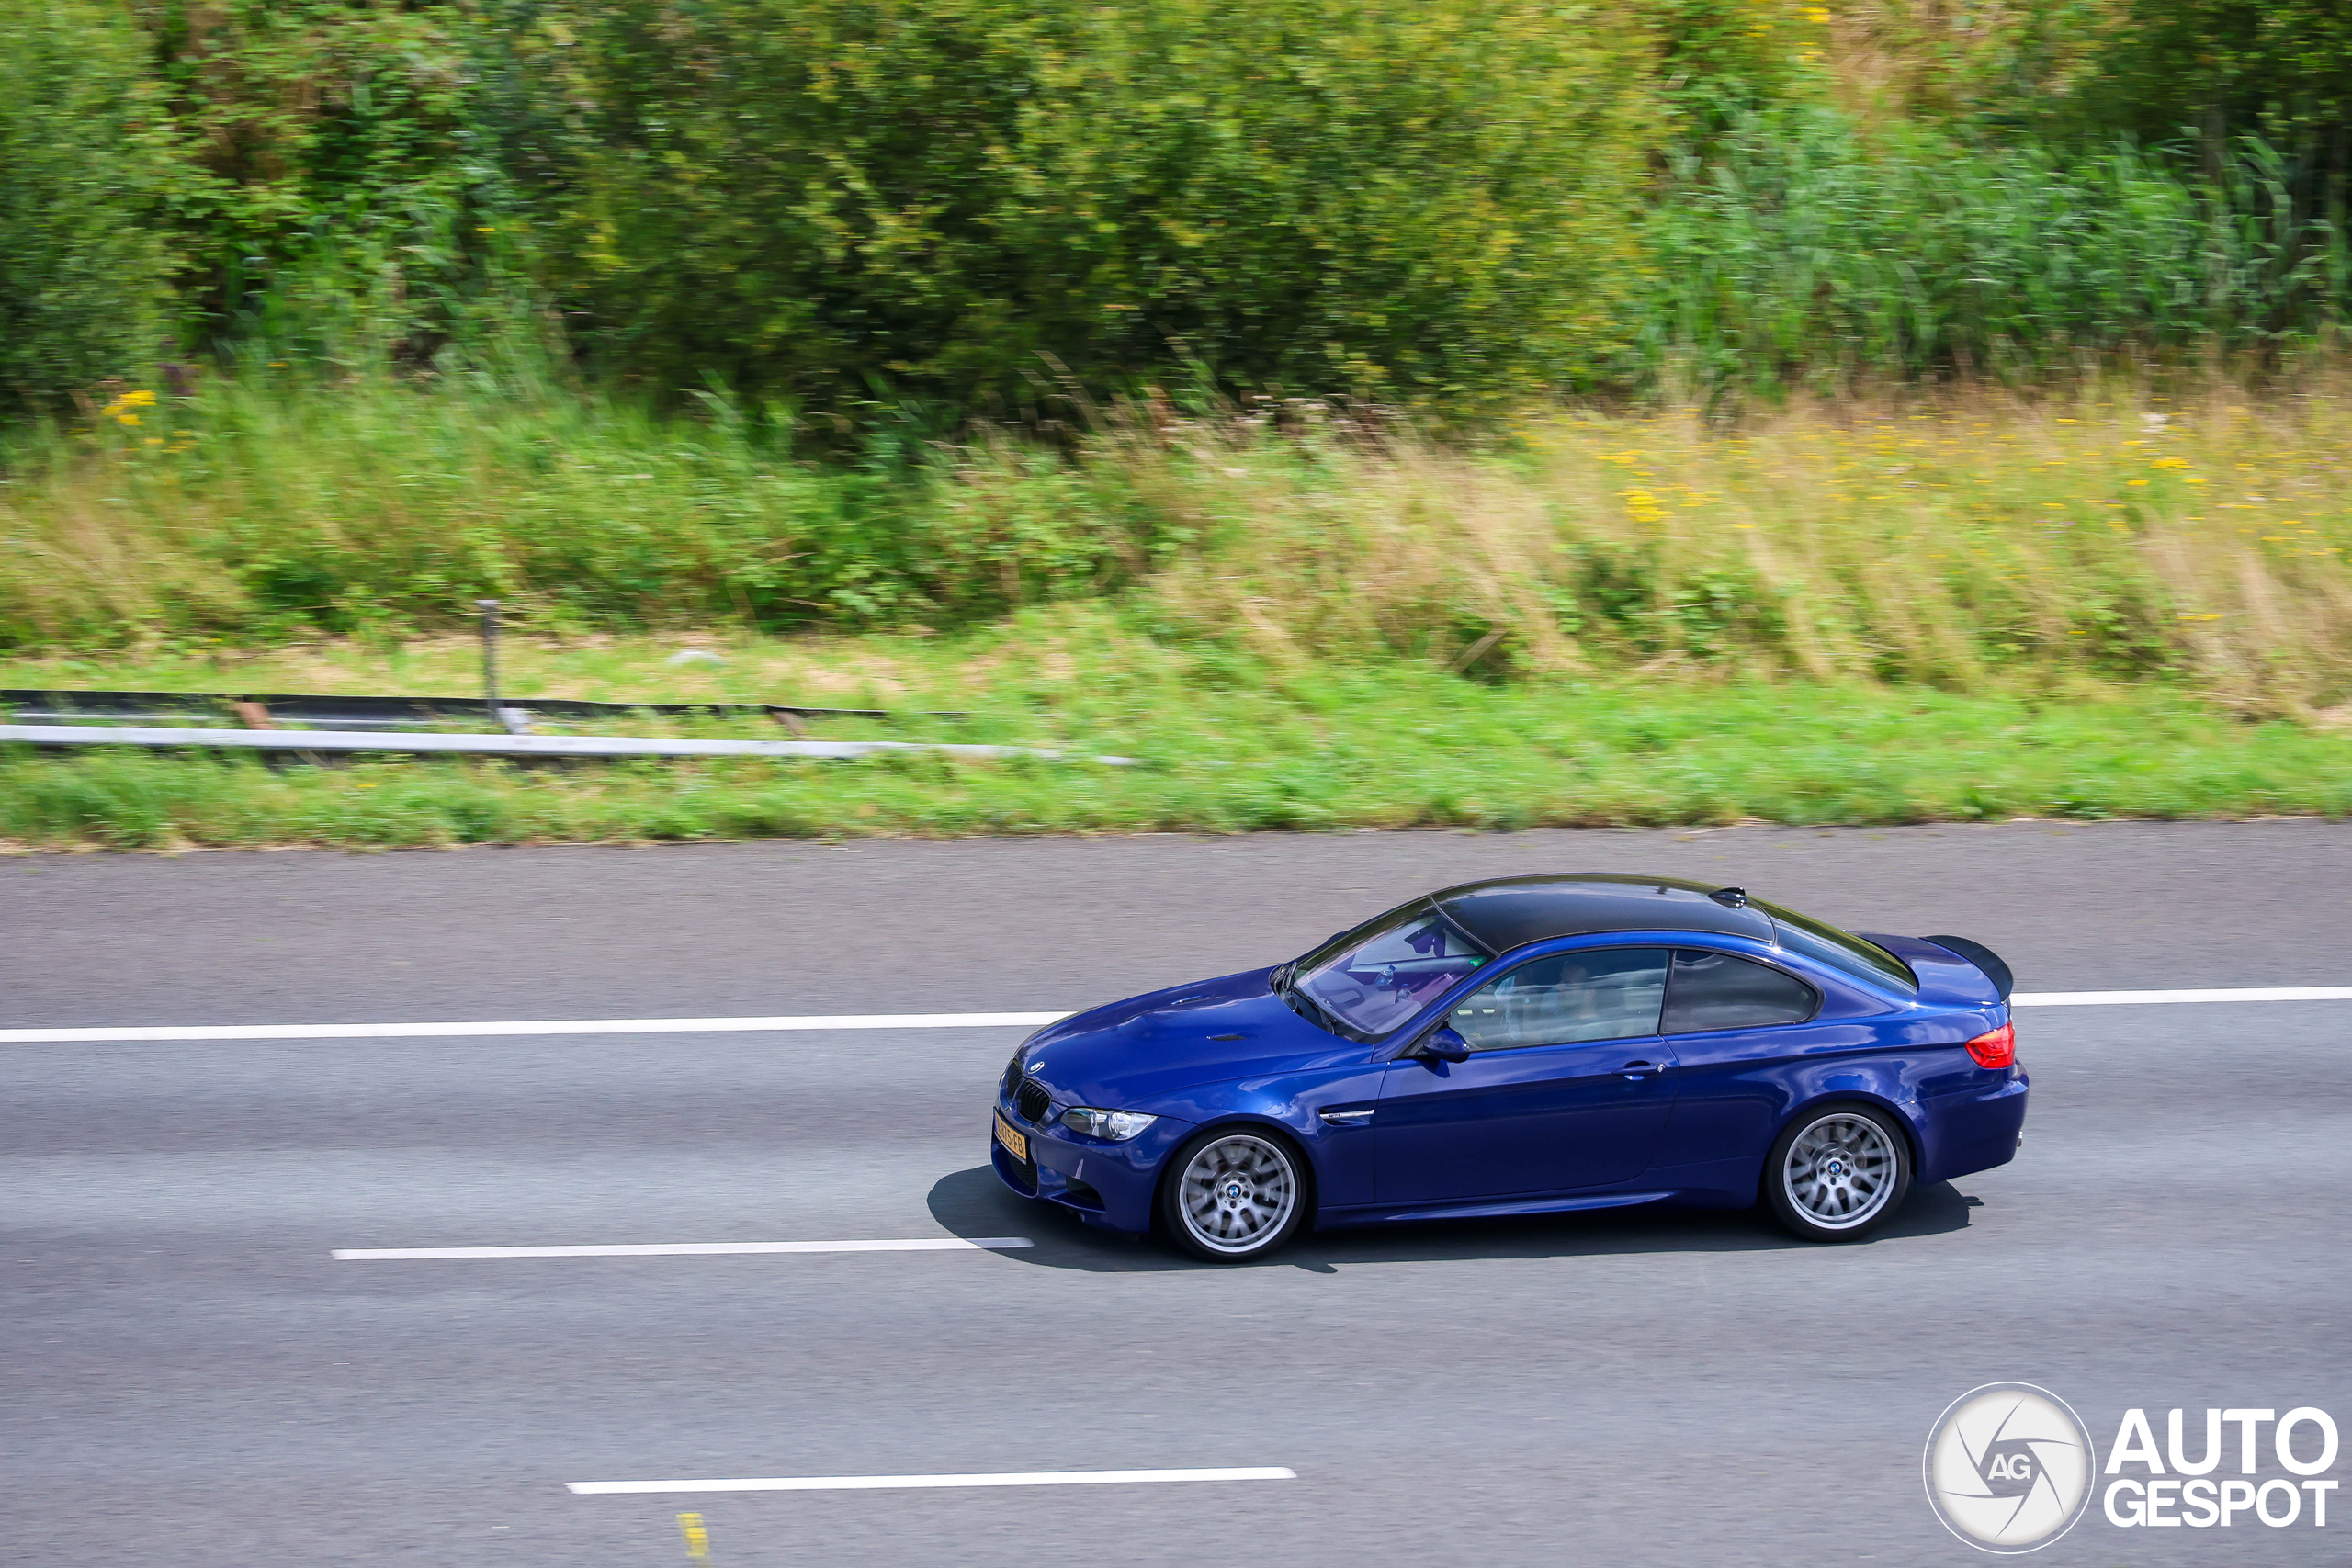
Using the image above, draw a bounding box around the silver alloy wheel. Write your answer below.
[1176,1134,1297,1256]
[1781,1111,1897,1230]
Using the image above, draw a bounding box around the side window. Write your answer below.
[1447,948,1668,1052]
[1663,950,1818,1033]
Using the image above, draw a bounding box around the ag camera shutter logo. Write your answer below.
[1923,1382,2098,1553]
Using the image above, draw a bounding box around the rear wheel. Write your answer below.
[1765,1103,1912,1242]
[1159,1129,1307,1263]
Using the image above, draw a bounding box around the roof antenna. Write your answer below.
[1708,886,1748,908]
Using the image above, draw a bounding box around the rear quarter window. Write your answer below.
[1757,899,1917,994]
[1664,951,1818,1032]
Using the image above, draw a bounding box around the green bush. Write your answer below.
[507,0,1660,415]
[0,2,179,409]
[8,0,2352,423]
[141,0,524,367]
[2037,0,2352,167]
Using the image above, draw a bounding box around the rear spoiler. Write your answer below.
[1924,935,2014,1001]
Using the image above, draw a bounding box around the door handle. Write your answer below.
[1619,1059,1669,1080]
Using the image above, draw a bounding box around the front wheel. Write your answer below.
[1765,1103,1912,1242]
[1159,1129,1308,1263]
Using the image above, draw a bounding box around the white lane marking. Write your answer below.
[0,1012,1069,1044]
[333,1237,1033,1260]
[9,987,2352,1046]
[2013,987,2352,1007]
[567,1467,1297,1495]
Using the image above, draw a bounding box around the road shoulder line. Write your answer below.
[11,986,2352,1044]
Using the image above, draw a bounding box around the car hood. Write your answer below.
[1017,966,1372,1110]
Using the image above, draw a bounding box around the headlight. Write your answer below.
[1059,1107,1158,1142]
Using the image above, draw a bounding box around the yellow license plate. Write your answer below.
[994,1114,1029,1163]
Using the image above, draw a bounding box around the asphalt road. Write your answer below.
[5,822,2349,1566]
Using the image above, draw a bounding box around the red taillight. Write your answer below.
[1964,1021,2015,1069]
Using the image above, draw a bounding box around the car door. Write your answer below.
[1642,948,1826,1171]
[1374,946,1679,1202]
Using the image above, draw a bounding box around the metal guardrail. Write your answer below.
[0,724,1135,766]
[0,689,952,731]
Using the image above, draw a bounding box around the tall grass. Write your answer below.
[6,373,2352,714]
[1643,117,2351,397]
[1114,388,2352,714]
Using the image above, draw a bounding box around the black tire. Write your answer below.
[1764,1101,1913,1243]
[1158,1126,1310,1263]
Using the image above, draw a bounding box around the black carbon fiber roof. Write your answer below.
[1434,873,1775,953]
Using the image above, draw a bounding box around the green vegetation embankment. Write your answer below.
[4,1,2350,846]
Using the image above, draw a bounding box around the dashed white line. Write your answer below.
[8,986,2352,1047]
[566,1467,1297,1495]
[332,1237,1034,1260]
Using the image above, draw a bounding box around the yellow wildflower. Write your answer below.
[98,388,157,426]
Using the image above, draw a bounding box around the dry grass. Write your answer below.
[1068,383,2352,714]
[6,377,2352,715]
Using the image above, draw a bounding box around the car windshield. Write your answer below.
[1290,902,1488,1039]
[1757,898,1918,992]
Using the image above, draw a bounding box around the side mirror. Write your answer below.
[1415,1026,1471,1064]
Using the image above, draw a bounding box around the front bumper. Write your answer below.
[989,1098,1193,1234]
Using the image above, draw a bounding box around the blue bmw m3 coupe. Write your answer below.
[990,874,2025,1261]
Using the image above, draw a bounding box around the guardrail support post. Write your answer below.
[476,599,502,726]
